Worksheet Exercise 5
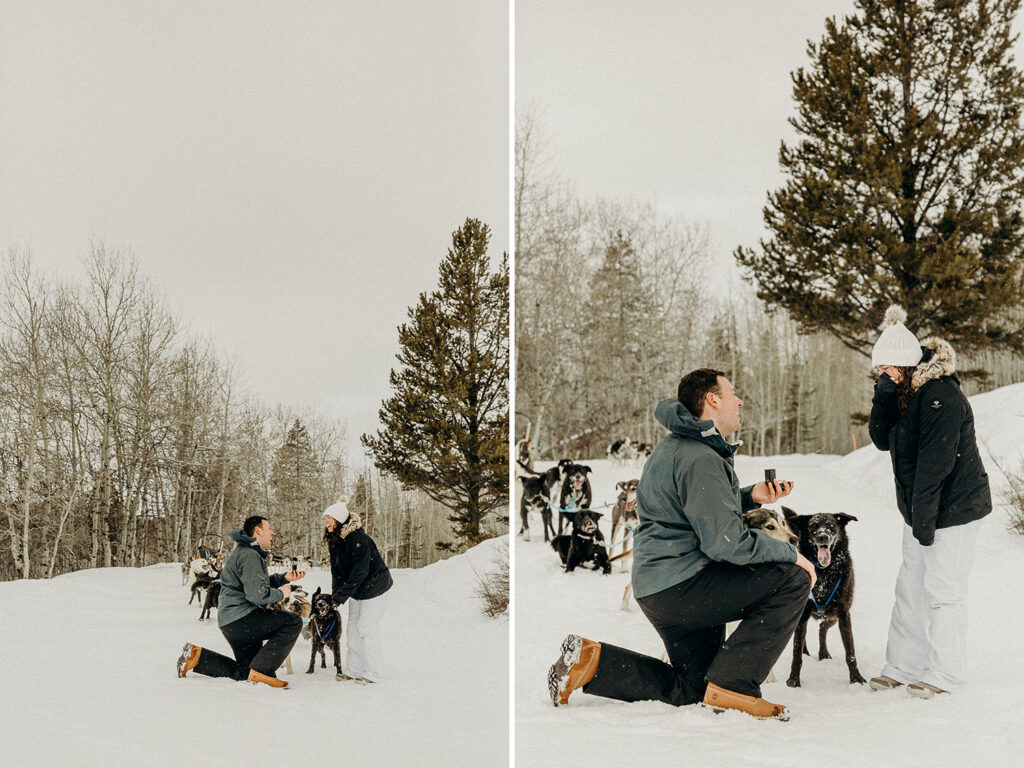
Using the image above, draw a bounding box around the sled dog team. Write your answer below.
[177,497,393,688]
[548,306,991,720]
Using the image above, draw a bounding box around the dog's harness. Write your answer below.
[810,574,842,617]
[607,525,636,551]
[548,500,612,513]
[314,618,337,642]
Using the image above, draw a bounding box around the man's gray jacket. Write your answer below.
[217,528,288,627]
[631,399,797,599]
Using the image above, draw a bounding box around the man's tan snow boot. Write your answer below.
[547,635,601,706]
[702,682,790,721]
[248,669,289,688]
[177,643,202,678]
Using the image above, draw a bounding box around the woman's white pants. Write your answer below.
[346,592,388,682]
[881,519,983,691]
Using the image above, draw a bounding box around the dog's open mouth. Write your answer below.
[816,545,832,568]
[625,499,636,512]
[581,520,596,533]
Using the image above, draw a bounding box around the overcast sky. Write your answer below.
[0,0,509,462]
[515,0,884,288]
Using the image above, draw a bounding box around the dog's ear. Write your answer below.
[782,507,809,533]
[616,481,625,491]
[836,513,859,527]
[590,511,603,519]
[581,465,592,474]
[313,586,321,598]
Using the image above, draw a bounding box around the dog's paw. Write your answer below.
[850,671,867,685]
[818,650,832,660]
[306,669,314,674]
[786,677,801,688]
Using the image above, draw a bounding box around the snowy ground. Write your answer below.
[515,383,1024,768]
[0,537,508,768]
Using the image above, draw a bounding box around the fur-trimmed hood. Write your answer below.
[911,337,956,392]
[336,511,362,540]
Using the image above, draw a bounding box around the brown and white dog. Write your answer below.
[609,479,640,571]
[515,438,534,472]
[182,556,217,587]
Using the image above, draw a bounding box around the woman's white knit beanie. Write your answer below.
[323,496,350,526]
[871,304,924,367]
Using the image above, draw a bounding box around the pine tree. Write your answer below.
[582,231,655,442]
[351,470,376,536]
[270,419,320,554]
[362,218,509,549]
[736,0,1024,356]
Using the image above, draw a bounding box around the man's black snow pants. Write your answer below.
[192,608,303,680]
[582,561,809,705]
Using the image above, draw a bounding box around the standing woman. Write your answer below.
[322,496,394,683]
[867,305,991,698]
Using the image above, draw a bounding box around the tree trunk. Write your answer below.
[48,487,78,579]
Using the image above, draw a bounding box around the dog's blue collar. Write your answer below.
[810,576,842,617]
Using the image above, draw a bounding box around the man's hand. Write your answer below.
[279,584,292,599]
[795,552,817,589]
[285,570,306,582]
[750,479,794,504]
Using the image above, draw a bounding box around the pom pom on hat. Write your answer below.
[881,304,908,327]
[871,304,923,367]
[323,496,350,526]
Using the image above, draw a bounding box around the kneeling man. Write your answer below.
[177,515,304,688]
[549,368,816,719]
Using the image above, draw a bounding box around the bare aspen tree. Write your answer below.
[69,246,141,567]
[0,246,462,581]
[119,288,177,565]
[0,252,54,578]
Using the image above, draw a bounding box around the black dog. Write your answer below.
[306,587,343,676]
[518,475,555,542]
[518,458,572,498]
[783,507,866,687]
[557,463,593,535]
[199,581,221,621]
[607,438,632,460]
[189,571,214,606]
[551,509,610,574]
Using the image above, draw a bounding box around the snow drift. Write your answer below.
[0,536,508,767]
[516,383,1024,768]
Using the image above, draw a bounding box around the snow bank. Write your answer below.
[0,537,508,767]
[515,384,1024,767]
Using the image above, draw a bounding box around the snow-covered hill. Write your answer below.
[0,537,508,768]
[515,383,1024,768]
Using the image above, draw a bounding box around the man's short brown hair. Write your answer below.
[677,368,725,418]
[243,515,267,537]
